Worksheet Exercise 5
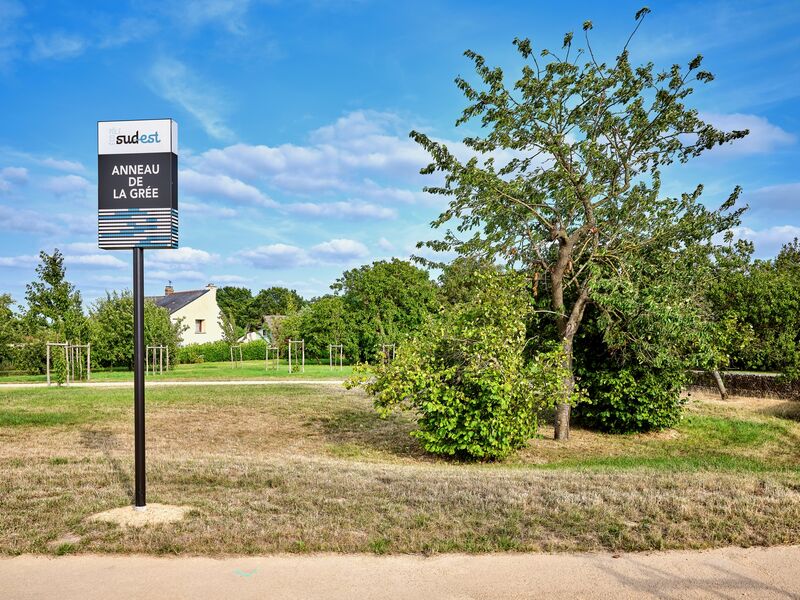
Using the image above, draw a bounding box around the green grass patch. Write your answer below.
[536,454,798,473]
[0,409,89,428]
[0,359,354,383]
[680,415,785,446]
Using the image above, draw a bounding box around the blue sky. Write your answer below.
[0,0,798,305]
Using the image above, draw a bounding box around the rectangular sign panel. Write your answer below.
[98,119,178,250]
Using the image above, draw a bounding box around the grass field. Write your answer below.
[0,384,798,556]
[0,359,353,383]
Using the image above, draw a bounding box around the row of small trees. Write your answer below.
[0,250,183,374]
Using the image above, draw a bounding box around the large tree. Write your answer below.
[251,287,306,320]
[333,259,438,362]
[411,9,746,439]
[216,286,256,330]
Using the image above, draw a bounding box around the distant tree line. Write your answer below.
[0,249,183,374]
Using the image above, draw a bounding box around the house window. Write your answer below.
[195,319,206,334]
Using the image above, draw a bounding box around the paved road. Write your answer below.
[1,546,798,599]
[0,379,346,389]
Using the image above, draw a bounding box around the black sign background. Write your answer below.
[98,152,178,210]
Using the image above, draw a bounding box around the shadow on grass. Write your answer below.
[312,406,429,461]
[758,400,800,422]
[80,429,134,502]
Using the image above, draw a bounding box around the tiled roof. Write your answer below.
[147,289,208,314]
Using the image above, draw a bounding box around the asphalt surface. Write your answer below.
[1,546,798,599]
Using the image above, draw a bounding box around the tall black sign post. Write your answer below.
[98,119,178,509]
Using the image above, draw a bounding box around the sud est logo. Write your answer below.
[110,130,162,145]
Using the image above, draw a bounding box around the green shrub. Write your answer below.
[177,339,267,363]
[349,270,564,460]
[574,365,687,433]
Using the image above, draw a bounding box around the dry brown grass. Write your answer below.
[0,384,798,555]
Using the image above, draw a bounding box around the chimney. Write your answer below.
[206,283,216,289]
[164,284,174,295]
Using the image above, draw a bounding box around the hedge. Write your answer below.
[177,340,269,363]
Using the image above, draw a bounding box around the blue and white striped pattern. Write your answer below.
[98,208,178,249]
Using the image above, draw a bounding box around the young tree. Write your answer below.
[411,9,746,439]
[24,249,87,341]
[218,310,239,345]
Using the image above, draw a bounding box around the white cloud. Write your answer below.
[0,0,24,69]
[65,253,127,269]
[311,238,369,262]
[182,200,238,218]
[0,166,28,193]
[149,269,207,282]
[148,57,235,141]
[186,110,516,216]
[210,273,250,284]
[59,242,127,269]
[1,166,27,183]
[238,243,310,269]
[377,237,395,252]
[40,157,85,172]
[61,242,100,254]
[742,182,800,215]
[98,17,158,49]
[177,0,252,34]
[287,200,396,220]
[181,169,274,206]
[30,32,87,61]
[0,254,38,268]
[0,148,85,173]
[190,110,431,194]
[43,174,92,196]
[0,205,59,235]
[0,206,94,236]
[149,246,218,266]
[91,274,130,284]
[702,113,795,156]
[57,213,95,236]
[730,225,800,258]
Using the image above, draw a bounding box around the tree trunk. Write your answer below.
[554,402,572,440]
[554,336,575,440]
[712,370,728,400]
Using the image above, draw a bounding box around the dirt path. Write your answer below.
[1,546,798,599]
[0,379,346,389]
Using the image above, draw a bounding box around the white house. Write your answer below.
[149,283,223,346]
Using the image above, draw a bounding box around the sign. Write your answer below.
[97,119,178,250]
[96,118,179,510]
